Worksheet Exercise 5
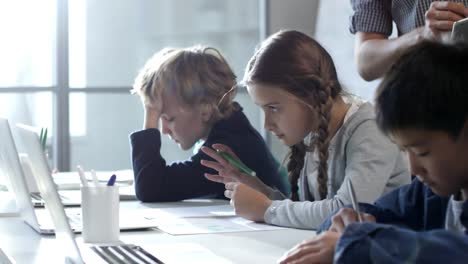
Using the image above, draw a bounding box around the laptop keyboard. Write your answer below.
[90,244,164,264]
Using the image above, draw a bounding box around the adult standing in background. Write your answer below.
[350,0,468,81]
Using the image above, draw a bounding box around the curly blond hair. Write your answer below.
[132,46,239,122]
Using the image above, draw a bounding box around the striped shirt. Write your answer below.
[350,0,468,36]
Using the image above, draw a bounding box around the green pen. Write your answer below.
[216,150,256,176]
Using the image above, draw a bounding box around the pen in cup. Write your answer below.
[107,174,117,186]
[216,150,256,176]
[90,169,100,186]
[347,180,363,222]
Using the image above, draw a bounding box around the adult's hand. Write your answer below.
[422,1,468,41]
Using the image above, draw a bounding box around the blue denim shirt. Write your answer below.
[319,179,468,263]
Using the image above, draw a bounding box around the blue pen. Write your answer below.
[106,174,117,186]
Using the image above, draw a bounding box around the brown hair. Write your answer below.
[243,30,342,200]
[132,46,239,123]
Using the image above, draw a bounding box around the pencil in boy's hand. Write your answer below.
[216,150,256,176]
[347,180,363,222]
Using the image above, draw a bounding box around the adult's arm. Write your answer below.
[353,1,467,81]
[354,31,422,81]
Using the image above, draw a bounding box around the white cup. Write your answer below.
[81,185,119,243]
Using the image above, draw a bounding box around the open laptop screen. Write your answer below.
[0,119,42,229]
[15,124,84,263]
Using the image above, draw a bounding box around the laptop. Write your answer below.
[25,129,164,264]
[0,248,13,264]
[9,122,156,234]
[19,153,82,207]
[0,118,80,207]
[0,119,80,207]
[14,122,137,204]
[0,118,44,232]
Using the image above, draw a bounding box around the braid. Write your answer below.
[315,83,332,199]
[287,143,306,201]
[241,30,344,200]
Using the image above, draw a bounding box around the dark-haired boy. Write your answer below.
[279,41,468,263]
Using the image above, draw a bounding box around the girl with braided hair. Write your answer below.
[201,30,410,229]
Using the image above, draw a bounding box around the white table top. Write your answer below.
[0,199,316,264]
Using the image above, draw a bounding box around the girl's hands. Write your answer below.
[225,182,272,222]
[200,144,273,197]
[201,144,274,221]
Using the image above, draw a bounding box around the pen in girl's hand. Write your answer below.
[216,150,256,176]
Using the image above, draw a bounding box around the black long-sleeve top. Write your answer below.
[130,106,289,202]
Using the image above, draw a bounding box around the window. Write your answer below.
[0,0,261,190]
[0,0,56,87]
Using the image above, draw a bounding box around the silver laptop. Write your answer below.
[0,247,13,264]
[0,119,80,207]
[10,123,156,234]
[27,128,164,264]
[13,122,137,204]
[0,118,46,233]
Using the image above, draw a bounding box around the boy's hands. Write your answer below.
[278,231,340,264]
[225,182,271,222]
[142,91,164,129]
[200,144,273,197]
[278,208,377,263]
[329,208,376,234]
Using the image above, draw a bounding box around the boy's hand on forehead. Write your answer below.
[142,90,164,129]
[145,89,164,114]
